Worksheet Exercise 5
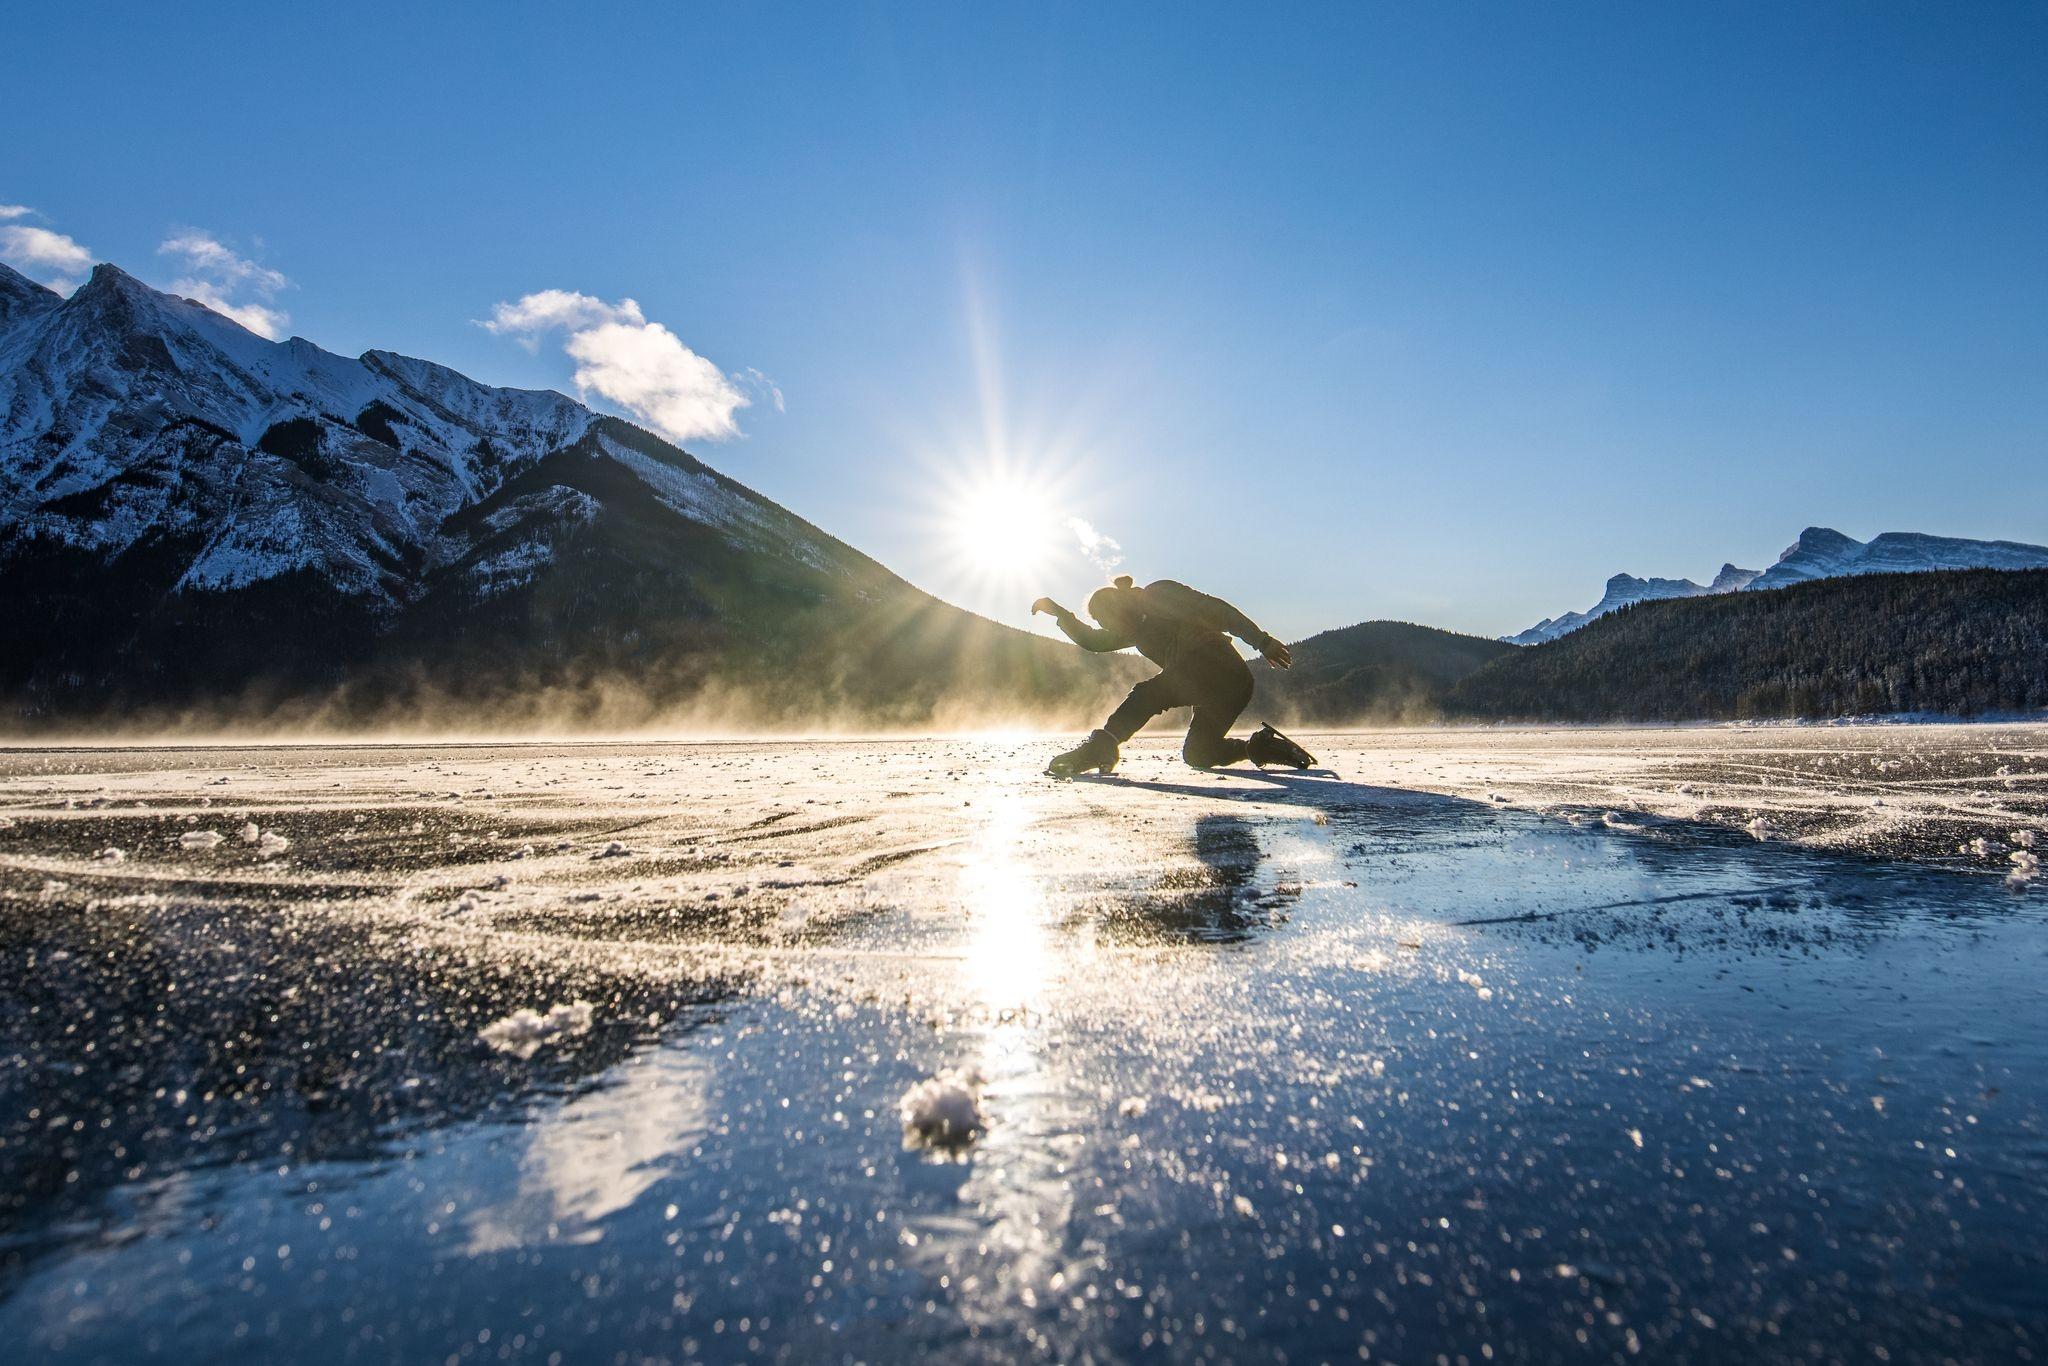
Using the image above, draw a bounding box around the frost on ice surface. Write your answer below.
[179,830,226,849]
[238,821,289,853]
[479,1002,596,1060]
[899,1068,986,1153]
[1454,969,1493,999]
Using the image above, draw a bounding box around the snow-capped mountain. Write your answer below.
[1506,565,1761,645]
[1507,527,2048,645]
[0,261,1118,726]
[1747,527,2048,591]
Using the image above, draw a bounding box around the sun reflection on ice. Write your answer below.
[931,779,1089,1320]
[958,781,1056,1042]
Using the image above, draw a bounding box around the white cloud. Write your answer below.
[483,290,752,444]
[158,231,290,339]
[1,220,94,294]
[1066,516,1124,571]
[740,366,786,413]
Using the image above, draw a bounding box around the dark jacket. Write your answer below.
[1053,580,1269,672]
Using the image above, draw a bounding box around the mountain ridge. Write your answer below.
[1506,525,2048,644]
[1459,567,2048,721]
[0,260,1136,731]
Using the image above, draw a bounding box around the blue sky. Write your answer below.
[6,2,2045,640]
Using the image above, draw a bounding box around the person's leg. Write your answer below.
[1103,672,1195,743]
[1049,672,1194,776]
[1181,661,1256,768]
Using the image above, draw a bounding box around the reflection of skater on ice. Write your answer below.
[1034,575,1317,777]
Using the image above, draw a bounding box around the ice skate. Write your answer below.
[1247,722,1316,770]
[1046,728,1120,778]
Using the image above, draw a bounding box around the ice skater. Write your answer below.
[1033,575,1317,777]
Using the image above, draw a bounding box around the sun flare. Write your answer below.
[948,471,1060,585]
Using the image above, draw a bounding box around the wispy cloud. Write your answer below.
[159,231,291,339]
[0,205,93,293]
[1065,516,1124,572]
[483,289,755,444]
[740,366,786,413]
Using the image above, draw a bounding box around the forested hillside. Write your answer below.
[1263,620,1517,725]
[1447,568,2048,722]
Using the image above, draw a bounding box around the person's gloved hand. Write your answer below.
[1031,597,1064,618]
[1259,635,1293,669]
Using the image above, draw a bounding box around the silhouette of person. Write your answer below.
[1033,575,1316,775]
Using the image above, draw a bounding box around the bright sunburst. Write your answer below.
[949,470,1061,584]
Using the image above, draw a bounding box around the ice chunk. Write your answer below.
[241,821,262,844]
[257,831,291,855]
[2009,851,2041,887]
[899,1067,986,1152]
[479,1001,596,1059]
[94,847,126,863]
[1746,816,1778,840]
[179,830,226,849]
[593,841,631,859]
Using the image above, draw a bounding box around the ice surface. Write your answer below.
[3,725,2047,1363]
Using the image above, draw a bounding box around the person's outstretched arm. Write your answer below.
[1031,597,1132,652]
[1143,581,1293,668]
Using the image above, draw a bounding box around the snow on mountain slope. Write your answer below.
[0,261,860,608]
[1508,525,2048,644]
[0,257,1132,728]
[0,267,61,341]
[1749,527,2048,590]
[1707,563,1761,592]
[1505,572,1733,646]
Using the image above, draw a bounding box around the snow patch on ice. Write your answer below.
[479,1001,596,1059]
[2009,851,2041,887]
[899,1067,986,1152]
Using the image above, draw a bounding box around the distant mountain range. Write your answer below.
[1506,527,2048,645]
[1456,567,2048,722]
[0,261,1132,730]
[6,257,2043,735]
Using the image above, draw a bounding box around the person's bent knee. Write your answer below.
[1106,679,1176,742]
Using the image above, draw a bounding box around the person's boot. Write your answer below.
[1247,723,1316,770]
[1046,729,1120,778]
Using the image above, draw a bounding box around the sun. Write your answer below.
[948,470,1060,584]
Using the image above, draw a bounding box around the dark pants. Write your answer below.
[1103,645,1255,768]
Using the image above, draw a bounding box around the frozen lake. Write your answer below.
[2,726,2045,1363]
